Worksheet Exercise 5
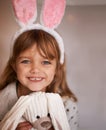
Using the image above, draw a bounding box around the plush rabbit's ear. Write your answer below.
[40,0,66,29]
[46,93,70,130]
[12,0,37,27]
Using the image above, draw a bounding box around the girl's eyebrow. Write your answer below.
[17,56,30,60]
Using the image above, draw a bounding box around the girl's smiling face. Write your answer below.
[14,44,56,94]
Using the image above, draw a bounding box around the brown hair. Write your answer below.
[0,30,77,101]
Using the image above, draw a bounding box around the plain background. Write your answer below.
[0,1,106,130]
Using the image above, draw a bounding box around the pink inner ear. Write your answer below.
[42,0,66,28]
[12,0,37,25]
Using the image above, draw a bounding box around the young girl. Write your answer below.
[0,29,78,130]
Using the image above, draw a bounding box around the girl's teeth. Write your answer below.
[29,78,42,81]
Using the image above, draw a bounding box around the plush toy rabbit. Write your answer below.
[0,92,70,130]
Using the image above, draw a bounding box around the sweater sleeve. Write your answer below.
[0,82,18,120]
[63,97,79,130]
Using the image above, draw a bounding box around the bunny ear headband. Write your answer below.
[12,0,66,64]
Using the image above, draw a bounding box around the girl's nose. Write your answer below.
[30,63,41,74]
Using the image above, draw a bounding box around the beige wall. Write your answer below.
[0,1,106,130]
[62,6,106,130]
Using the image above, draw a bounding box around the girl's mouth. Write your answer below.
[28,77,44,82]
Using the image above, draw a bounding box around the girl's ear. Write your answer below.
[12,0,37,27]
[40,0,66,29]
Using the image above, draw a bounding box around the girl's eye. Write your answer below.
[21,60,30,64]
[42,60,51,65]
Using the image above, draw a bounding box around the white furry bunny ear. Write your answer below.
[12,0,37,27]
[41,0,66,29]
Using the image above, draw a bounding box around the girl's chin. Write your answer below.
[28,87,46,92]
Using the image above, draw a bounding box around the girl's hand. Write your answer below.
[16,121,33,130]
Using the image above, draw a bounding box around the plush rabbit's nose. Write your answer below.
[41,120,51,128]
[33,116,52,130]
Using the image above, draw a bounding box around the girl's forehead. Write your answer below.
[17,42,57,61]
[18,44,47,58]
[19,44,37,54]
[19,45,41,56]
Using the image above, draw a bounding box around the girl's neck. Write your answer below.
[17,83,32,98]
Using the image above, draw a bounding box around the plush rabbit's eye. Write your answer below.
[36,115,40,119]
[47,113,50,117]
